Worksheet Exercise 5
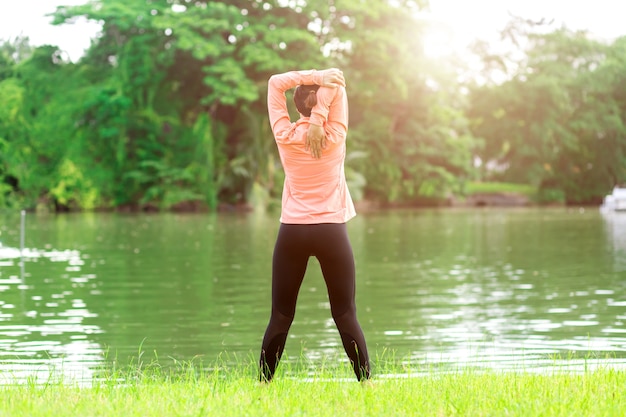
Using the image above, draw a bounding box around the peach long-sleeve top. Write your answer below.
[267,70,356,224]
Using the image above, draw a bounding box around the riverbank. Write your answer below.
[9,181,581,214]
[1,361,624,417]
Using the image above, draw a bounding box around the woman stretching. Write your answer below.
[259,68,371,382]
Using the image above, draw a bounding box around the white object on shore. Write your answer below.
[601,187,626,212]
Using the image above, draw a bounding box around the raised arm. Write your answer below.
[267,69,346,138]
[310,86,348,136]
[306,83,348,158]
[267,70,323,137]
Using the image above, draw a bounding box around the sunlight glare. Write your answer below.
[421,22,457,58]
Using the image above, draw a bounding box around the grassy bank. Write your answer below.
[465,181,538,197]
[464,181,572,206]
[1,358,625,417]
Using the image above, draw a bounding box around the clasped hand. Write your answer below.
[305,124,326,159]
[320,68,345,88]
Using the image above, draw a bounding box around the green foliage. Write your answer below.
[322,0,474,203]
[124,160,204,210]
[49,159,100,210]
[3,0,477,211]
[468,20,626,204]
[0,42,83,210]
[4,2,625,210]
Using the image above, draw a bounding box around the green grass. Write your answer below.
[465,181,538,197]
[1,356,625,417]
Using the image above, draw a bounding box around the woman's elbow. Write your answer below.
[268,75,281,89]
[326,127,347,144]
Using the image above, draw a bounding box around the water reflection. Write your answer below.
[0,209,625,383]
[600,210,626,272]
[0,239,104,384]
[355,208,626,372]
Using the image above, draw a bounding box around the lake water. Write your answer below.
[1,208,626,382]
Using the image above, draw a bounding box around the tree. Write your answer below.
[310,0,475,203]
[468,19,626,203]
[50,0,325,210]
[3,0,485,211]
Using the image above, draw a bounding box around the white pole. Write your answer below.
[20,210,26,254]
[20,210,25,283]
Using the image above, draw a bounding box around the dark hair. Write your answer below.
[293,84,320,117]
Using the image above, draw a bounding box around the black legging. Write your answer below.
[259,223,370,382]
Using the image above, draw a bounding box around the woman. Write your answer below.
[259,68,370,382]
